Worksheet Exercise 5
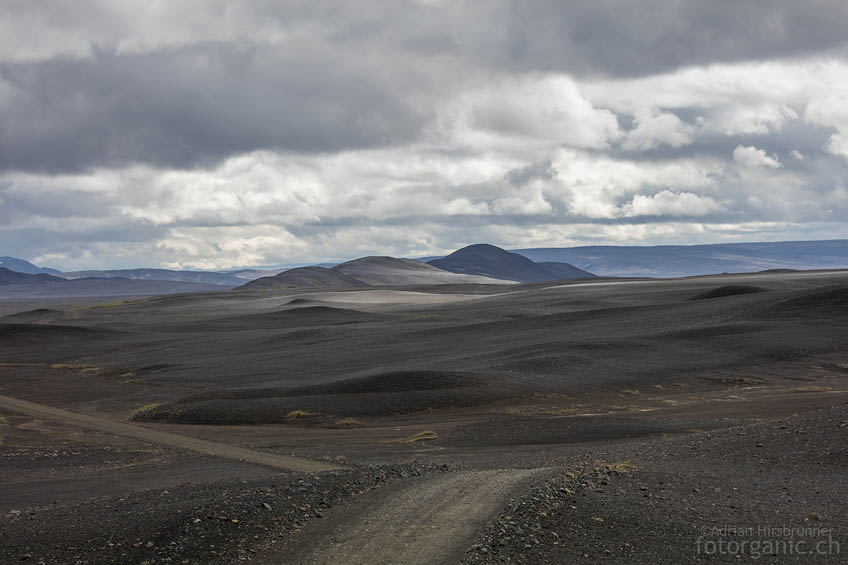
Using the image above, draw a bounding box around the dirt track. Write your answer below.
[0,394,342,473]
[296,468,546,565]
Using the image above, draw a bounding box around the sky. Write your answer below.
[1,1,848,270]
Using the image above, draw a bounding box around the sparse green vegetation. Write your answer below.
[713,376,765,386]
[399,430,439,443]
[792,385,835,393]
[48,363,102,374]
[331,417,366,428]
[87,298,149,309]
[597,460,639,473]
[132,403,161,417]
[286,409,318,419]
[505,404,583,416]
[531,392,572,400]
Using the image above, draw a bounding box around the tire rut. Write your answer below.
[299,468,546,565]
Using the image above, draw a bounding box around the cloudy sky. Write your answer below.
[2,1,848,270]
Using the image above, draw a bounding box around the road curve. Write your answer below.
[0,394,342,473]
[299,468,546,565]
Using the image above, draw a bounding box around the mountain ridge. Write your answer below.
[5,239,847,286]
[514,239,848,278]
[61,268,251,287]
[0,257,62,275]
[237,266,369,290]
[0,267,65,286]
[428,244,595,283]
[332,256,509,285]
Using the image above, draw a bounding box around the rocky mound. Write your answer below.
[428,244,594,283]
[688,285,768,300]
[333,256,504,285]
[0,267,64,286]
[237,267,368,290]
[222,306,383,329]
[1,308,63,321]
[134,371,513,424]
[759,285,848,319]
[0,323,110,351]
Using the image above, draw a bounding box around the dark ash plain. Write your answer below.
[1,269,847,563]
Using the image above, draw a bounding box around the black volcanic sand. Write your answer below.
[1,270,848,562]
[688,284,768,300]
[0,410,274,513]
[1,462,448,564]
[1,270,845,423]
[463,403,848,564]
[133,370,519,423]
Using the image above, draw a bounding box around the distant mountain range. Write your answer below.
[334,256,507,285]
[428,244,595,283]
[60,268,261,287]
[238,255,514,290]
[514,239,848,278]
[0,267,225,298]
[0,256,284,286]
[3,240,847,294]
[0,267,65,285]
[240,266,370,290]
[239,246,590,290]
[0,257,62,275]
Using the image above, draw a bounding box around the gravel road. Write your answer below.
[0,394,342,473]
[298,468,547,565]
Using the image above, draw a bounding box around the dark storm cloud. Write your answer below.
[470,0,848,77]
[0,184,117,221]
[609,118,836,163]
[0,41,428,173]
[2,1,847,173]
[505,160,555,186]
[0,218,166,268]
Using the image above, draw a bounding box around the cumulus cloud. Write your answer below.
[453,75,620,151]
[805,92,848,160]
[492,192,553,216]
[709,104,798,136]
[623,191,722,217]
[552,150,720,219]
[733,145,782,168]
[621,110,694,151]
